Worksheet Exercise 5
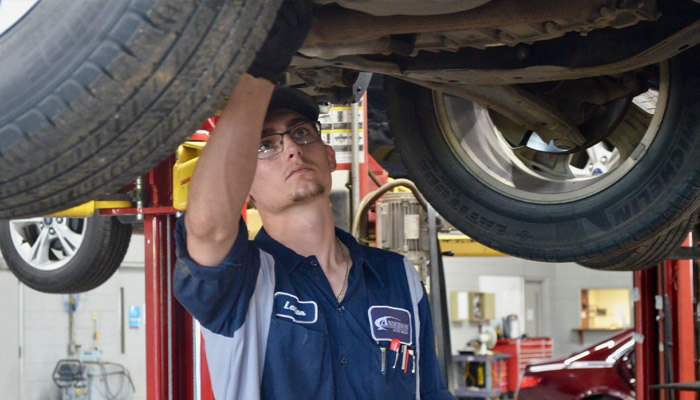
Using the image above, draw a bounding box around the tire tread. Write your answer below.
[0,0,282,218]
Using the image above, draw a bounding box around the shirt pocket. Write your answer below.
[384,345,417,397]
[264,316,332,398]
[273,313,327,343]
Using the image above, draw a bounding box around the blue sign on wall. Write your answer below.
[129,306,142,329]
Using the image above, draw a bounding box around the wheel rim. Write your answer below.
[434,62,669,204]
[8,217,87,271]
[0,0,40,37]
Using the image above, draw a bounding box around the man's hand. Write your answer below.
[247,0,313,84]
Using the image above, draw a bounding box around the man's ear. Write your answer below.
[326,145,337,172]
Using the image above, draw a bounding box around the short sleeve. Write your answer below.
[173,216,262,337]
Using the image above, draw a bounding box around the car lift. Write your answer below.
[635,235,699,400]
[52,145,213,398]
[99,156,206,399]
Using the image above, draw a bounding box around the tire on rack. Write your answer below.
[578,214,697,271]
[0,214,132,293]
[384,49,700,265]
[0,0,282,218]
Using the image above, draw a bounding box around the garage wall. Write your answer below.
[0,264,20,399]
[550,261,634,356]
[0,233,146,400]
[443,257,634,360]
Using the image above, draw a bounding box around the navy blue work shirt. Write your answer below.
[174,217,455,400]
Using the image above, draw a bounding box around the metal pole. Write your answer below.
[695,232,700,391]
[166,216,174,400]
[145,156,194,400]
[18,281,24,400]
[351,101,360,217]
[145,215,163,400]
[669,235,695,400]
[120,287,125,354]
[427,204,453,387]
[661,264,675,400]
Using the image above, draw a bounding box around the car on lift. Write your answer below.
[518,330,636,400]
[2,1,700,293]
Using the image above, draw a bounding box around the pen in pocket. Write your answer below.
[380,346,386,374]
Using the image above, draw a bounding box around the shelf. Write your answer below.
[572,328,624,344]
[453,354,511,362]
[454,388,506,399]
[453,354,510,398]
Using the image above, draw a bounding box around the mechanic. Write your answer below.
[173,1,454,399]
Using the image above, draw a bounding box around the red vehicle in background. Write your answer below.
[518,330,636,400]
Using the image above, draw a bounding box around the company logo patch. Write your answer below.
[274,292,318,324]
[368,306,412,345]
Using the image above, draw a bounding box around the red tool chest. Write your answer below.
[492,338,554,392]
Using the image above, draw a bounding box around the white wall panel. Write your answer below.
[0,270,19,399]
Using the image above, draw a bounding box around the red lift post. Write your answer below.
[634,235,696,400]
[101,156,211,399]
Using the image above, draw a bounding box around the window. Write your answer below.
[580,288,631,329]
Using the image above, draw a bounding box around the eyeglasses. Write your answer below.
[258,120,323,160]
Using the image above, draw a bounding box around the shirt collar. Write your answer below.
[253,226,306,271]
[253,226,385,287]
[335,227,385,287]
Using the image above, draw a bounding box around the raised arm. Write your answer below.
[184,76,273,266]
[183,0,313,266]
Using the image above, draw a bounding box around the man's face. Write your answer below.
[249,109,336,213]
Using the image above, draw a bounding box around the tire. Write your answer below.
[385,50,700,263]
[579,215,697,271]
[0,215,132,293]
[0,0,282,218]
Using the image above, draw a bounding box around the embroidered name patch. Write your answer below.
[368,305,412,345]
[274,292,318,324]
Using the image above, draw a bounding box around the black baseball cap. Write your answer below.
[267,86,319,122]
